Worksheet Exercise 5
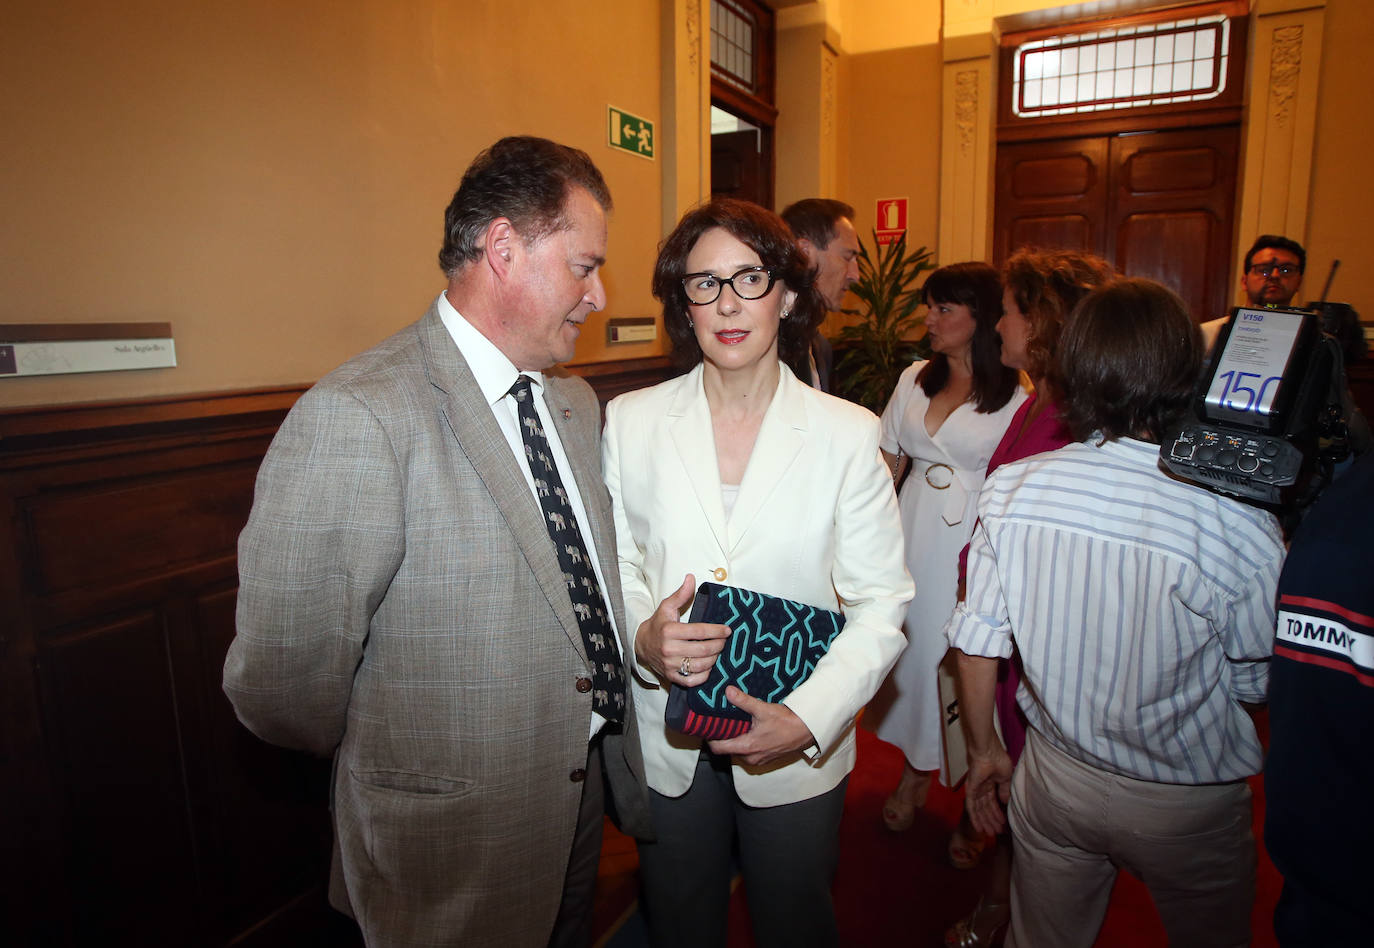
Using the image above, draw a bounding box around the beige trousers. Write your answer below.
[1006,730,1254,948]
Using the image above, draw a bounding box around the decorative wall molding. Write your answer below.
[1269,25,1303,129]
[955,70,979,156]
[822,48,836,143]
[687,0,701,74]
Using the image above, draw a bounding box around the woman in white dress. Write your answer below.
[865,262,1025,849]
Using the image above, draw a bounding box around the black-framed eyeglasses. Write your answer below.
[681,266,778,305]
[1247,262,1300,278]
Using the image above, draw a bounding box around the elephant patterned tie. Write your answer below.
[509,374,627,722]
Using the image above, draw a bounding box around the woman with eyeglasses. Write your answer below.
[601,197,912,947]
[864,262,1025,850]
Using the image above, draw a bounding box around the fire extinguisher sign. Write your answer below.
[875,198,908,246]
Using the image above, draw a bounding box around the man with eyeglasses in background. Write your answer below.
[1241,234,1306,308]
[1202,234,1308,351]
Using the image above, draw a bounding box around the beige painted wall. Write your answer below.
[1,0,666,409]
[7,1,1370,411]
[1305,0,1373,317]
[775,21,832,208]
[837,0,940,51]
[833,0,942,256]
[840,44,943,259]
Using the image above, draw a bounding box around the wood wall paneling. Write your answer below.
[22,462,258,598]
[38,610,199,943]
[0,388,343,946]
[1,358,674,944]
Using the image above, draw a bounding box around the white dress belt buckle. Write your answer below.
[924,462,954,489]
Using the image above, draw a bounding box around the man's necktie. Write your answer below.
[509,375,627,722]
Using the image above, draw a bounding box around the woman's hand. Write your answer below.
[634,573,731,687]
[708,686,817,766]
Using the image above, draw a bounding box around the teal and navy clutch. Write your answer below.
[665,582,846,739]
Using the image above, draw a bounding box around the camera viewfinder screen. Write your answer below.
[1203,307,1305,427]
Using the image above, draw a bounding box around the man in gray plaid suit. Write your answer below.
[224,136,652,947]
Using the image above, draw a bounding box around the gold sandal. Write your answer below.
[880,768,931,832]
[944,898,1009,947]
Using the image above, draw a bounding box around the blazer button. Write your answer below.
[570,768,587,782]
[576,677,593,693]
[712,567,727,581]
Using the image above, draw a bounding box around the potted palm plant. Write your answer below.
[832,231,936,413]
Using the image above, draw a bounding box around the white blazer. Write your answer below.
[602,362,913,807]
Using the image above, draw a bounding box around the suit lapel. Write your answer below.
[416,306,587,661]
[668,365,731,556]
[729,367,807,551]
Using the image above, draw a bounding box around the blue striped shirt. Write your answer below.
[946,437,1285,784]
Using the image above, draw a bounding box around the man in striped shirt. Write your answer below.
[947,279,1286,948]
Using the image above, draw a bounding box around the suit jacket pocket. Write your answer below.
[340,767,484,900]
[350,767,475,797]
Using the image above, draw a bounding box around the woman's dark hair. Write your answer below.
[1003,248,1116,393]
[915,262,1020,413]
[653,197,824,373]
[1058,278,1202,444]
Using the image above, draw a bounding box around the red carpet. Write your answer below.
[824,725,1281,947]
[597,719,1282,946]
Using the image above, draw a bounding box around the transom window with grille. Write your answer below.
[711,0,771,99]
[1011,14,1232,118]
[708,0,776,209]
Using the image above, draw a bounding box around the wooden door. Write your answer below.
[995,125,1240,322]
[1108,127,1238,323]
[994,136,1110,266]
[711,129,769,208]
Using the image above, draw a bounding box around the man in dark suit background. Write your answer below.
[781,198,862,393]
[224,136,651,947]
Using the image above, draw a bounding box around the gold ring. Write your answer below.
[679,656,693,677]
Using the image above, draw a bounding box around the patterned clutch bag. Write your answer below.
[664,582,846,739]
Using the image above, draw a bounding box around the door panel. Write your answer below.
[995,137,1108,264]
[1109,127,1238,322]
[1115,210,1219,322]
[38,611,199,944]
[1008,215,1096,259]
[994,125,1239,322]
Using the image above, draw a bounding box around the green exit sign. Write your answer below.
[608,106,654,160]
